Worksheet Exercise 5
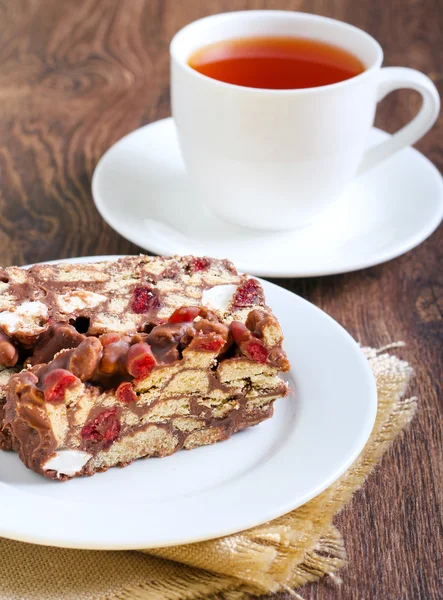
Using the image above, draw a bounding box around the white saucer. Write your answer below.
[92,118,443,278]
[0,256,376,550]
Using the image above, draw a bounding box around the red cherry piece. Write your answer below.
[43,369,79,403]
[189,334,225,352]
[126,342,156,378]
[189,257,211,272]
[81,408,120,447]
[232,278,264,308]
[131,286,160,314]
[100,333,122,346]
[168,306,201,323]
[230,321,268,364]
[116,382,137,403]
[246,341,268,364]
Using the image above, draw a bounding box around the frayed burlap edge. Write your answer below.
[0,344,416,600]
[131,343,416,599]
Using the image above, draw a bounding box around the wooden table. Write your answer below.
[0,1,441,598]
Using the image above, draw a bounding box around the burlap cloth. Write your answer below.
[0,343,416,600]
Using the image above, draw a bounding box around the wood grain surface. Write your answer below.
[0,1,441,598]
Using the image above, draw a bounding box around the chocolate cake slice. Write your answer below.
[0,256,290,480]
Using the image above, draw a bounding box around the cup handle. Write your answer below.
[357,67,440,175]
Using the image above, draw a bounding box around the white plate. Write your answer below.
[92,118,443,278]
[0,256,377,550]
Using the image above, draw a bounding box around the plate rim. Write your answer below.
[91,117,443,278]
[0,256,377,549]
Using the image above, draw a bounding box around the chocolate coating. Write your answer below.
[0,331,19,367]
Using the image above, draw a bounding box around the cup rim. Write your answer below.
[170,10,384,95]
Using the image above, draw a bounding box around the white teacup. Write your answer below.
[171,11,440,231]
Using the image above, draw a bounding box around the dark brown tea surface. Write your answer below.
[188,36,365,89]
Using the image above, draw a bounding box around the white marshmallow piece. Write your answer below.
[202,284,238,313]
[57,290,107,313]
[42,450,92,477]
[0,301,48,335]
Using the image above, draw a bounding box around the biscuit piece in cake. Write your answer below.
[0,367,16,450]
